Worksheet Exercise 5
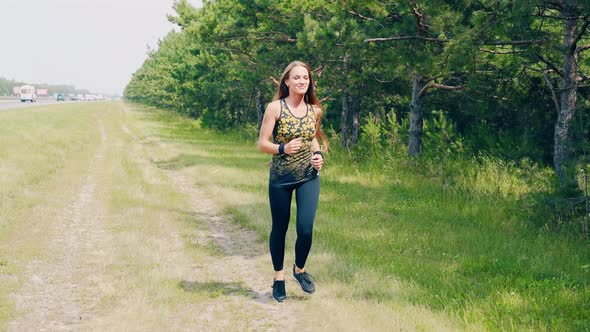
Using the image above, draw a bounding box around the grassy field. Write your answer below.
[144,106,590,331]
[1,102,460,331]
[0,102,102,324]
[1,101,588,331]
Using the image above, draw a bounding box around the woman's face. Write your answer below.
[285,65,310,96]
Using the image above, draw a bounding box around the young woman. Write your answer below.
[258,61,327,302]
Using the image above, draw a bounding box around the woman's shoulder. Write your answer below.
[265,100,282,119]
[267,99,282,110]
[311,104,322,116]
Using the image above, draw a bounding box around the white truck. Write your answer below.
[20,85,37,102]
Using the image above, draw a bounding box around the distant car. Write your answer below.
[20,85,37,102]
[56,93,65,101]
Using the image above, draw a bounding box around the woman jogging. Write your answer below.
[258,61,327,302]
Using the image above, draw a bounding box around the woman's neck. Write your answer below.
[284,94,305,107]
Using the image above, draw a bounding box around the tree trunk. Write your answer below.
[351,94,361,146]
[553,5,580,186]
[255,86,264,131]
[341,92,351,148]
[521,104,530,153]
[409,74,426,156]
[340,52,353,149]
[237,107,243,129]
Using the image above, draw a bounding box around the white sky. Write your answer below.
[0,0,201,95]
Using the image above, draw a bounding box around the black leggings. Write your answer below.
[268,176,320,271]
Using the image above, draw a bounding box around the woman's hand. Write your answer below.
[285,138,302,155]
[311,153,323,171]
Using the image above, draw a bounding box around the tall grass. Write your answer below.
[322,146,589,330]
[138,106,589,331]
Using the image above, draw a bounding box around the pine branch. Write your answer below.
[572,17,590,49]
[217,47,258,66]
[535,53,563,78]
[223,31,297,43]
[345,8,375,21]
[269,76,280,86]
[372,73,397,83]
[411,1,430,36]
[542,70,560,114]
[319,96,333,103]
[479,48,525,54]
[418,82,463,97]
[484,39,545,46]
[533,14,586,20]
[323,0,375,21]
[365,37,547,46]
[541,1,564,10]
[364,36,450,43]
[428,83,464,91]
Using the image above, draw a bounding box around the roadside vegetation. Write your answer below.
[125,0,590,282]
[121,1,590,329]
[126,0,590,190]
[1,101,588,330]
[143,106,589,331]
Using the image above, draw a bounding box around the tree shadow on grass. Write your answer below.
[153,153,211,170]
[153,153,267,171]
[179,280,257,298]
[178,279,313,303]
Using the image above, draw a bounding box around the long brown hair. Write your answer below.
[273,61,329,150]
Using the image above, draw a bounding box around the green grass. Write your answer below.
[136,105,590,331]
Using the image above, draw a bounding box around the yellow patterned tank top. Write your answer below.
[270,99,318,187]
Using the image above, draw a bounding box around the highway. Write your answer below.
[0,98,72,111]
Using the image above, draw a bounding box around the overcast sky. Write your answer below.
[0,0,200,95]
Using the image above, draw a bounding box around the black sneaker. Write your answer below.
[292,264,315,294]
[272,279,286,302]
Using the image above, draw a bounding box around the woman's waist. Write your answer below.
[273,148,312,162]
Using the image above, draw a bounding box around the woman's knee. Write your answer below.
[271,221,290,237]
[297,224,313,240]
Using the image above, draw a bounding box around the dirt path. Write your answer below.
[9,121,113,330]
[165,171,299,330]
